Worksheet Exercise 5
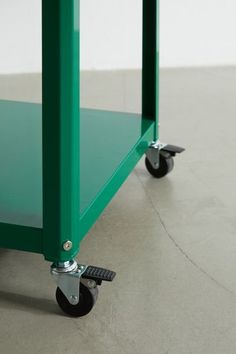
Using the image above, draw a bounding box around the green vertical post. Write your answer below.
[42,0,80,262]
[142,0,159,140]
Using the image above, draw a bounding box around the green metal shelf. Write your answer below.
[80,108,154,214]
[0,100,155,255]
[79,109,155,239]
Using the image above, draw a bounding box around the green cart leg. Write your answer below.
[142,0,185,180]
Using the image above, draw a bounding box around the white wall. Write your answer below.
[0,0,41,73]
[160,0,236,68]
[0,0,235,73]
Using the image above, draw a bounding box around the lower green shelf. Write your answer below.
[0,100,155,254]
[80,108,154,214]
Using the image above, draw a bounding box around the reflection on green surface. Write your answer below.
[0,100,42,227]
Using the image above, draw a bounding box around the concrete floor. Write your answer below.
[0,67,236,353]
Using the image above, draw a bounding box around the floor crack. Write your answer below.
[135,168,236,298]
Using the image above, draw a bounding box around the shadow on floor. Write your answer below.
[0,290,60,316]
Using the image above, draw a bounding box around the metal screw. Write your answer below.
[63,240,73,251]
[69,295,78,305]
[87,280,96,288]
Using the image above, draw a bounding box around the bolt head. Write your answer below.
[87,280,96,288]
[63,240,73,251]
[69,295,78,305]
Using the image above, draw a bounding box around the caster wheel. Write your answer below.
[56,282,98,317]
[145,151,174,178]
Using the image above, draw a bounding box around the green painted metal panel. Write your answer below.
[0,223,42,254]
[142,0,159,139]
[80,118,155,240]
[0,100,42,228]
[80,109,154,214]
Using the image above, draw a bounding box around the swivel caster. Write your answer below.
[56,280,98,317]
[145,151,174,178]
[51,261,116,317]
[145,142,184,179]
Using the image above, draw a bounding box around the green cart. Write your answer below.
[0,0,183,317]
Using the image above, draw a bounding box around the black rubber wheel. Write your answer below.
[56,282,98,317]
[145,152,174,178]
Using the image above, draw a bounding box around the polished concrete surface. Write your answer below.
[0,67,236,353]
